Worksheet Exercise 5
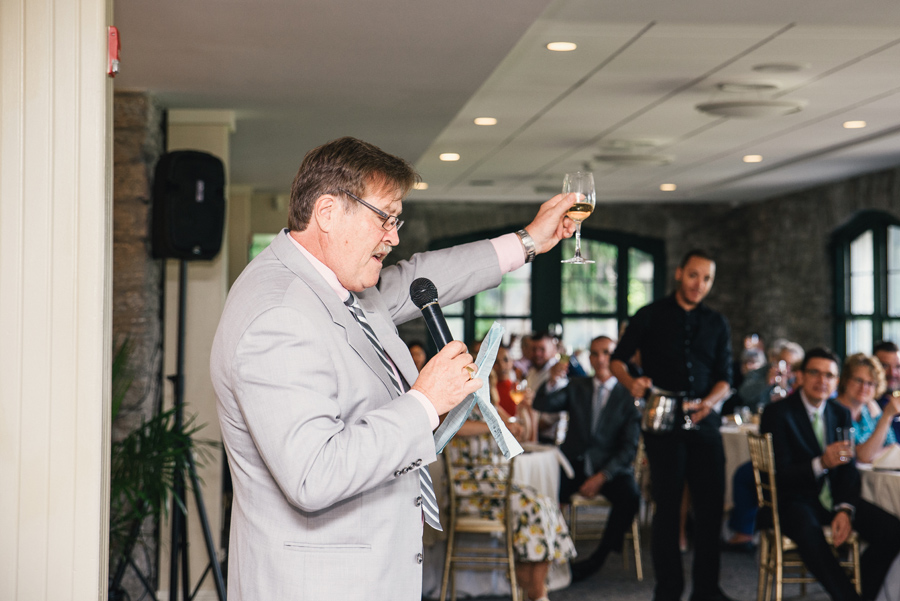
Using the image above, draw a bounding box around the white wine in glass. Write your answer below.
[561,171,596,264]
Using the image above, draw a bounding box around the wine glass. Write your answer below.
[561,171,596,264]
[508,379,528,407]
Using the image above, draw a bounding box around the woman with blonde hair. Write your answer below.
[836,353,900,463]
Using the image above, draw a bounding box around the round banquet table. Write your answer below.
[422,443,574,598]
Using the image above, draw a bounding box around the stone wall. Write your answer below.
[113,90,164,429]
[111,90,165,598]
[391,166,900,356]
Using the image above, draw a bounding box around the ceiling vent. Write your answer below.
[593,153,673,167]
[594,138,672,167]
[695,99,806,118]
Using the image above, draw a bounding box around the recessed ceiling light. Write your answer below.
[752,62,809,73]
[439,153,460,162]
[743,155,763,163]
[546,42,577,52]
[843,120,867,129]
[413,182,428,190]
[473,117,497,126]
[660,183,677,192]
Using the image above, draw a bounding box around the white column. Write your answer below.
[159,109,234,600]
[0,0,113,600]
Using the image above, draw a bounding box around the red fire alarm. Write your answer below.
[108,26,120,77]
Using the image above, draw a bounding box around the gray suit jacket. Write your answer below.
[210,230,502,600]
[533,377,641,481]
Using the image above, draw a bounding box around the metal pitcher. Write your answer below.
[640,387,685,433]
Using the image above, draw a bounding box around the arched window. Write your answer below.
[832,210,900,356]
[434,227,665,353]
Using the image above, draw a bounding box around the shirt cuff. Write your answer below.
[408,389,439,431]
[834,503,856,520]
[491,233,526,275]
[813,457,826,478]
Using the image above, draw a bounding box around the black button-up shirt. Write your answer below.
[612,294,732,398]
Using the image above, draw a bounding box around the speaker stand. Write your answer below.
[167,259,227,601]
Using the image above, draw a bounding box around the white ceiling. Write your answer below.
[114,0,900,204]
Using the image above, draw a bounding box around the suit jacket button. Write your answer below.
[415,495,423,507]
[416,553,424,564]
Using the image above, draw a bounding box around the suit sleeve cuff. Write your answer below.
[491,233,526,275]
[408,389,440,430]
[545,377,569,393]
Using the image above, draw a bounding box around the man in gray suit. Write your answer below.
[533,335,642,581]
[210,137,576,600]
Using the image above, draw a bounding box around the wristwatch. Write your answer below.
[515,229,536,263]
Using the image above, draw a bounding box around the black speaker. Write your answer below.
[152,150,226,260]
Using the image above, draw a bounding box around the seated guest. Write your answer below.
[529,330,583,444]
[406,339,428,371]
[760,347,900,601]
[493,344,519,417]
[533,335,641,582]
[836,353,899,463]
[724,345,805,547]
[738,340,804,413]
[722,347,766,415]
[449,411,576,601]
[491,345,538,443]
[873,341,900,443]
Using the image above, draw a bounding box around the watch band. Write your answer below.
[515,229,536,264]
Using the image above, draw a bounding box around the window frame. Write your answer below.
[430,226,665,348]
[831,209,900,357]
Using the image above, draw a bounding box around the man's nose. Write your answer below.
[384,226,400,246]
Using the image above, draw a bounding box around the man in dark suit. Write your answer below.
[760,347,900,601]
[533,335,642,581]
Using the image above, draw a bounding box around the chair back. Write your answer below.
[443,434,515,532]
[746,432,781,537]
[633,435,646,482]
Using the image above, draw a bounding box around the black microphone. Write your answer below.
[410,278,453,349]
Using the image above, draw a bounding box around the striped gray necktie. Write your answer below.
[345,293,442,530]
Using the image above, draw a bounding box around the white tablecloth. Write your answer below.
[422,445,573,598]
[720,425,754,509]
[858,463,900,518]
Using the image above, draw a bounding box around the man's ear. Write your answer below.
[313,194,336,233]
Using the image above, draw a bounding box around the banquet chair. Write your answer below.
[440,443,519,601]
[746,432,861,601]
[566,437,645,581]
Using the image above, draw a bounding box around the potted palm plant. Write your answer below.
[108,340,211,601]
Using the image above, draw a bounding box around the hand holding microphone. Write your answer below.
[409,278,481,415]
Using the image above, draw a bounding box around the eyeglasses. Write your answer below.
[804,369,838,381]
[851,377,876,388]
[338,188,404,232]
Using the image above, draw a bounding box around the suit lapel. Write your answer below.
[356,290,418,392]
[269,230,398,397]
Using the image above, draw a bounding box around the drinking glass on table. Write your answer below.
[835,427,856,462]
[561,171,596,264]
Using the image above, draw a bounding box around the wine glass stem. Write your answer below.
[574,223,583,257]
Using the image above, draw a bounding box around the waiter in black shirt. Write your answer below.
[611,249,733,601]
